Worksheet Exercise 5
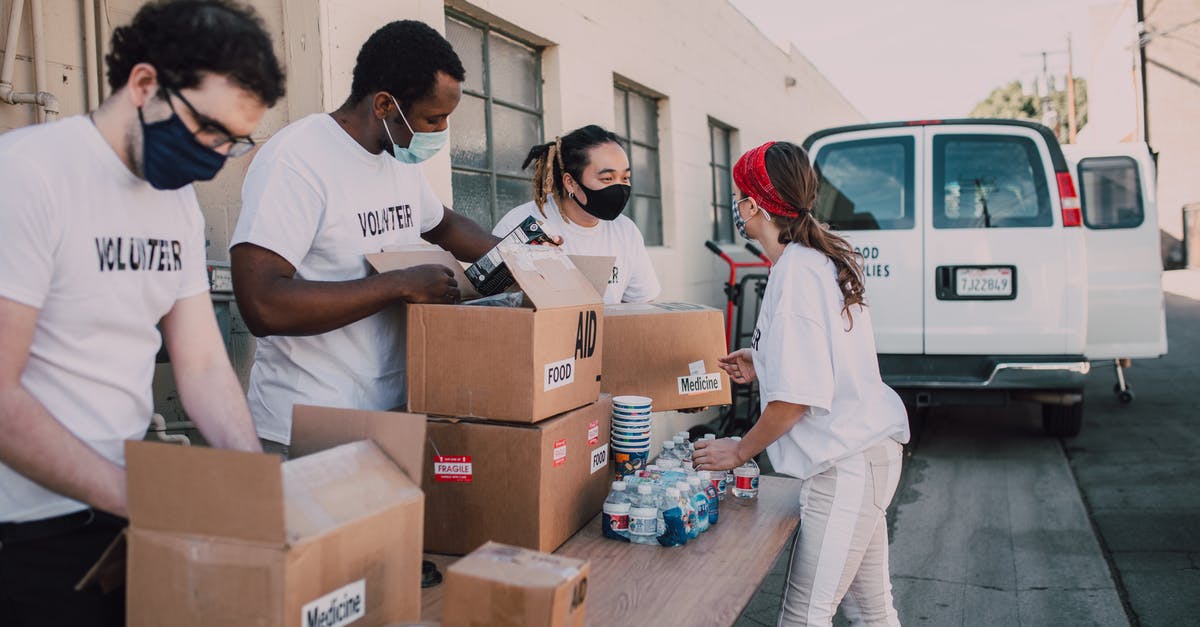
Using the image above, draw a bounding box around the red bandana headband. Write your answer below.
[732,141,800,219]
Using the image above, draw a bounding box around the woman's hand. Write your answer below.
[718,348,757,384]
[692,437,745,472]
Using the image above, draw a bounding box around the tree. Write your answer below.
[970,78,1088,143]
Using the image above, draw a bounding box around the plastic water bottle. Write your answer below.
[657,487,688,547]
[674,434,693,465]
[658,441,679,463]
[676,481,699,539]
[629,484,661,545]
[687,475,711,533]
[733,452,760,500]
[697,470,719,525]
[701,434,728,499]
[601,481,632,541]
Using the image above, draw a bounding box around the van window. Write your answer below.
[1078,156,1144,229]
[933,135,1053,229]
[813,137,915,230]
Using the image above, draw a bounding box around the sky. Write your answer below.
[729,0,1118,122]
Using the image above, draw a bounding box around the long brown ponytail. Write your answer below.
[762,142,866,329]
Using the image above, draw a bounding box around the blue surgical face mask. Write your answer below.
[138,107,227,190]
[381,94,448,164]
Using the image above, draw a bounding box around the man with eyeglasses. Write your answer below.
[0,2,284,624]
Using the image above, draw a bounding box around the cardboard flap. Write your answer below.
[366,249,482,301]
[501,245,602,310]
[290,404,427,483]
[568,255,616,299]
[125,441,285,544]
[451,542,586,587]
[282,440,421,542]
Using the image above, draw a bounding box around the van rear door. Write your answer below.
[809,128,924,353]
[1065,143,1168,360]
[921,125,1088,355]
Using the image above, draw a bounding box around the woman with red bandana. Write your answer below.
[692,141,909,626]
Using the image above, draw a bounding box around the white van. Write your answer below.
[802,120,1166,436]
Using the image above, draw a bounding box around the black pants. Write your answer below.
[0,509,126,627]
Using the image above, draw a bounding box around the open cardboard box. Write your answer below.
[601,302,732,411]
[84,408,428,627]
[368,245,613,424]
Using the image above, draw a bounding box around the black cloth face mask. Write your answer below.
[569,181,632,221]
[138,107,227,190]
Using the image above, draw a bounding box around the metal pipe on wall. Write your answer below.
[83,0,98,109]
[0,0,60,121]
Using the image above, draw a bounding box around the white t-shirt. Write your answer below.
[492,198,660,304]
[0,116,209,522]
[752,244,909,480]
[231,113,444,444]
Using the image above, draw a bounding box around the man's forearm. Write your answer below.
[425,207,502,262]
[0,386,127,517]
[241,272,403,337]
[177,359,261,453]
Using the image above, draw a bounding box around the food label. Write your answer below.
[544,357,575,391]
[590,444,609,474]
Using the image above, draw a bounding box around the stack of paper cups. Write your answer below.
[611,396,653,480]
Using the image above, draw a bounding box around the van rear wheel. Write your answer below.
[1042,401,1083,437]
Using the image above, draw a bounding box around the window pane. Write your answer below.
[630,195,662,245]
[450,94,488,169]
[713,166,732,242]
[632,144,660,195]
[933,135,1052,229]
[451,170,492,227]
[814,137,915,231]
[446,19,484,93]
[711,125,730,167]
[613,88,627,137]
[489,32,538,108]
[627,91,658,146]
[492,106,540,176]
[1079,157,1144,229]
[496,176,534,226]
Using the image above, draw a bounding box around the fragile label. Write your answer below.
[301,578,365,627]
[553,438,568,467]
[434,455,473,482]
[544,356,576,391]
[590,444,609,474]
[587,420,600,446]
[678,372,723,395]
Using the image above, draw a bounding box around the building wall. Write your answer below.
[1142,0,1200,243]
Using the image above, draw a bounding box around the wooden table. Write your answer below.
[421,475,803,626]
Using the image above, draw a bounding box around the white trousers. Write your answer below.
[778,440,903,627]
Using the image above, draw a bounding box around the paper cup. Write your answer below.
[613,396,653,410]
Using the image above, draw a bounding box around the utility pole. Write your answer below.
[1067,34,1077,144]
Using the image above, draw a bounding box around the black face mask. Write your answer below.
[569,181,632,221]
[138,108,227,190]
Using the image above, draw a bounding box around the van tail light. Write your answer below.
[1057,171,1082,227]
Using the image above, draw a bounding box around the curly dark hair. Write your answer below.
[349,20,466,107]
[105,0,284,106]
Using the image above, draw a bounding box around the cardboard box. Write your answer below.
[368,246,611,424]
[601,302,733,411]
[120,421,426,627]
[442,542,589,627]
[422,396,613,555]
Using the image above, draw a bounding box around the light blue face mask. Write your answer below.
[381,94,448,164]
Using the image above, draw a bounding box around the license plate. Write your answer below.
[956,268,1012,297]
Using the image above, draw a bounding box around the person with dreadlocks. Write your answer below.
[491,124,661,304]
[692,141,909,626]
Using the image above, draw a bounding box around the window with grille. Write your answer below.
[613,83,663,245]
[445,13,543,230]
